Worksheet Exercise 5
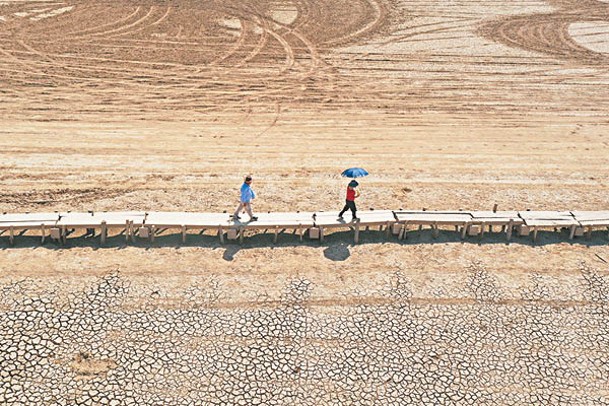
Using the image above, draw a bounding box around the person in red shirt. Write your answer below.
[338,180,360,220]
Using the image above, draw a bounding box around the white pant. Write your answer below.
[234,202,253,218]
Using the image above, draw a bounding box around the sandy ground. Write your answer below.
[2,0,609,404]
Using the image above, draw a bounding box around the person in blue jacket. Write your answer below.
[232,175,258,221]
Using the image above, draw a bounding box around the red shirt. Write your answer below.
[346,187,356,201]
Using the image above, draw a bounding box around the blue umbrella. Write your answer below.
[341,167,369,178]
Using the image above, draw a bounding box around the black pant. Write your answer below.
[339,200,357,218]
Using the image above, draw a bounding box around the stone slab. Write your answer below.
[145,212,231,228]
[0,220,60,229]
[230,212,315,228]
[571,211,609,221]
[522,218,580,227]
[57,212,147,227]
[394,212,472,225]
[518,211,574,219]
[470,211,524,226]
[313,210,395,227]
[577,220,609,227]
[0,213,60,223]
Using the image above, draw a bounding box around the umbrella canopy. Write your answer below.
[341,167,369,178]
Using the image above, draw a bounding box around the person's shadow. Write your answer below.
[323,242,351,261]
[223,245,240,261]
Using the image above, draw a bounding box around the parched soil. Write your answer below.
[1,0,609,404]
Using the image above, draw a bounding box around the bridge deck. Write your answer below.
[2,210,609,245]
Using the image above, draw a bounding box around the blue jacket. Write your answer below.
[240,183,256,203]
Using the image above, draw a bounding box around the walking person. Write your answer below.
[233,175,258,222]
[338,180,360,221]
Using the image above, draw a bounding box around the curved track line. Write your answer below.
[237,10,300,72]
[290,0,311,32]
[0,47,32,70]
[479,6,609,64]
[7,46,201,84]
[151,6,171,26]
[263,22,295,72]
[345,0,383,41]
[0,57,113,84]
[18,50,197,69]
[322,0,384,47]
[208,18,248,67]
[16,39,119,81]
[254,101,281,138]
[378,21,477,46]
[288,29,323,71]
[89,6,156,37]
[16,39,55,64]
[66,6,142,38]
[260,6,324,72]
[224,4,299,70]
[238,16,269,66]
[106,6,172,38]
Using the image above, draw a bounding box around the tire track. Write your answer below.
[479,2,609,65]
[14,41,168,80]
[261,20,296,72]
[65,6,142,38]
[9,0,605,120]
[237,16,270,66]
[106,6,171,38]
[208,18,248,66]
[86,6,156,38]
[377,19,478,46]
[2,0,386,82]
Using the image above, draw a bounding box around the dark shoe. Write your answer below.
[232,214,241,220]
[337,215,344,220]
[250,216,258,221]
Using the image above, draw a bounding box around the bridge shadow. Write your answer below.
[1,228,608,259]
[395,228,609,248]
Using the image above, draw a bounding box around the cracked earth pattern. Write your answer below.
[2,266,609,405]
